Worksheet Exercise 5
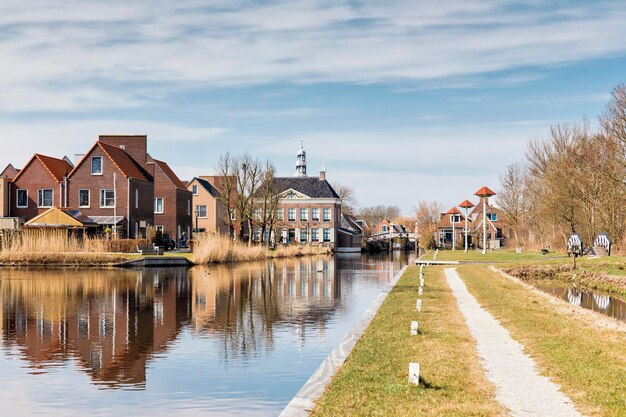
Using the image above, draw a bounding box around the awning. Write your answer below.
[88,216,125,225]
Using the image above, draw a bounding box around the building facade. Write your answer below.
[187,177,230,235]
[150,157,193,240]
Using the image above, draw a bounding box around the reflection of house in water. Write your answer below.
[190,256,343,359]
[0,269,190,389]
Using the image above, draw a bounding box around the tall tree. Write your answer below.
[497,162,527,248]
[414,200,443,249]
[333,183,357,215]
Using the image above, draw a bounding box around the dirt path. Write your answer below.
[444,268,584,417]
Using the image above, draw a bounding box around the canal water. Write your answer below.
[533,282,626,323]
[0,253,412,417]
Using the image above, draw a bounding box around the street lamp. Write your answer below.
[459,200,475,253]
[195,208,200,235]
[473,186,496,255]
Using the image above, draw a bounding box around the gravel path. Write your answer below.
[444,268,584,417]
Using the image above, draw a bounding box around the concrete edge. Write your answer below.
[278,264,409,417]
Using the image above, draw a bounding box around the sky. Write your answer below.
[1,0,626,214]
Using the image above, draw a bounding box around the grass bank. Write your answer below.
[459,265,626,416]
[426,248,563,262]
[192,233,332,265]
[501,258,626,297]
[311,266,504,417]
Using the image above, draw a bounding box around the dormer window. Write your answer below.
[487,213,497,221]
[91,156,103,175]
[382,225,389,232]
[450,214,461,223]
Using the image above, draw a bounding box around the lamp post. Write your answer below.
[473,186,496,255]
[195,208,199,235]
[459,200,475,253]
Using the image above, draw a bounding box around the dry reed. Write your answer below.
[192,233,332,264]
[0,229,127,265]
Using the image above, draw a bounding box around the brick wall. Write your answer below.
[11,159,63,221]
[98,136,148,170]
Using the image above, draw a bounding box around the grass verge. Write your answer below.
[310,266,504,417]
[459,265,626,416]
[426,249,563,262]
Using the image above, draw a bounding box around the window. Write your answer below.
[100,189,115,208]
[253,208,261,221]
[79,189,90,208]
[312,208,320,221]
[192,185,198,195]
[91,156,103,175]
[155,225,164,233]
[323,208,331,222]
[37,189,53,208]
[311,228,319,242]
[276,208,284,221]
[154,198,164,214]
[300,208,308,221]
[196,205,207,218]
[253,228,261,242]
[487,213,497,221]
[288,208,296,221]
[323,228,331,242]
[381,225,389,232]
[16,189,28,208]
[300,228,308,243]
[230,210,236,221]
[135,189,139,209]
[450,214,461,223]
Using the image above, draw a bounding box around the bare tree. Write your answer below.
[257,160,281,247]
[497,162,527,248]
[333,183,358,215]
[216,153,237,238]
[358,205,401,227]
[600,83,626,159]
[414,200,443,249]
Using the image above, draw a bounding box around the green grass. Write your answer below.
[311,266,504,417]
[459,265,626,417]
[425,249,561,262]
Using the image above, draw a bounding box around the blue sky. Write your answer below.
[1,0,625,213]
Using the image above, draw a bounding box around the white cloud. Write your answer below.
[1,0,626,111]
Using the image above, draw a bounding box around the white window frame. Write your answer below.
[16,189,28,208]
[37,189,54,208]
[299,208,308,221]
[323,208,331,222]
[323,228,331,242]
[100,189,115,208]
[155,225,164,233]
[154,198,164,214]
[79,189,90,208]
[311,228,319,242]
[300,228,308,243]
[288,208,296,221]
[229,209,236,221]
[311,208,320,221]
[488,213,497,221]
[276,208,284,221]
[197,205,207,218]
[91,156,103,176]
[192,185,198,195]
[253,208,261,221]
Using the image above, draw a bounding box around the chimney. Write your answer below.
[98,135,148,169]
[319,162,326,181]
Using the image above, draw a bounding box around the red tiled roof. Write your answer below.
[459,199,475,208]
[446,206,461,214]
[36,154,73,182]
[154,159,187,190]
[98,142,150,181]
[474,186,496,197]
[13,154,72,183]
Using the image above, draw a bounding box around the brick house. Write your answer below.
[1,163,20,179]
[67,141,154,238]
[373,219,407,236]
[436,207,472,249]
[187,177,230,235]
[149,156,193,240]
[10,154,73,222]
[470,193,509,249]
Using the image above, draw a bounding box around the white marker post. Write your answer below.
[416,299,422,312]
[410,321,419,335]
[409,363,420,386]
[418,287,423,296]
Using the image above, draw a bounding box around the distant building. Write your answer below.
[436,207,472,249]
[187,176,230,235]
[469,190,509,249]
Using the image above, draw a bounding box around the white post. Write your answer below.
[409,363,420,385]
[464,208,469,252]
[482,196,487,254]
[452,214,455,251]
[113,171,117,239]
[410,321,419,335]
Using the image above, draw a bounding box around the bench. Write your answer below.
[137,244,160,255]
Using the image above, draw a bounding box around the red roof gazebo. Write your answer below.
[474,186,496,254]
[459,200,475,252]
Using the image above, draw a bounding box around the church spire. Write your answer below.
[295,139,307,177]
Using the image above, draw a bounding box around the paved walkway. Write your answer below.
[444,268,584,417]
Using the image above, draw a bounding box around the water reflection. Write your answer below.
[0,254,408,394]
[533,282,626,322]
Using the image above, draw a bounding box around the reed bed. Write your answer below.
[192,233,332,264]
[0,229,127,265]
